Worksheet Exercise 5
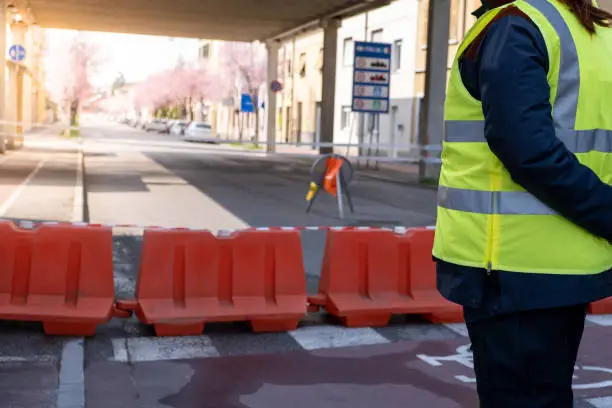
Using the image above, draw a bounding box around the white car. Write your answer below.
[143,119,168,132]
[184,122,217,143]
[170,120,189,136]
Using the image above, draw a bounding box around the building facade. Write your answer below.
[274,31,324,146]
[4,17,48,148]
[269,0,420,156]
[334,0,419,158]
[198,0,486,158]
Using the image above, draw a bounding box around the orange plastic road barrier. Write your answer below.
[119,229,307,336]
[308,228,463,327]
[323,157,343,197]
[0,221,115,336]
[589,299,612,314]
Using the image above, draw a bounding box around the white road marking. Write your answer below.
[56,338,85,408]
[288,326,390,351]
[0,355,54,363]
[111,336,220,363]
[589,396,612,407]
[111,338,128,362]
[444,323,469,337]
[587,315,612,326]
[0,158,45,216]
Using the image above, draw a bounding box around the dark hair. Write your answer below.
[558,0,612,34]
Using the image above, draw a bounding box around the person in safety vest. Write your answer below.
[433,0,612,405]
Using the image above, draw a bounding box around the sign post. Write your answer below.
[352,41,391,168]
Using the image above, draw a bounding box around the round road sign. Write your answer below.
[270,80,283,93]
[8,44,25,62]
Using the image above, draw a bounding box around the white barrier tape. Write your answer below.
[183,138,443,153]
[6,219,436,235]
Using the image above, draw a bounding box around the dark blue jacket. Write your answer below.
[436,10,612,321]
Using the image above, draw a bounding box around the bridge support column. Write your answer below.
[265,40,279,153]
[418,0,451,183]
[319,18,341,155]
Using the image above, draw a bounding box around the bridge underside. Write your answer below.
[21,0,390,41]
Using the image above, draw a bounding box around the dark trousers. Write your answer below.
[465,304,588,408]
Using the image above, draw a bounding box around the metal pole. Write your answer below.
[357,11,369,168]
[336,170,345,220]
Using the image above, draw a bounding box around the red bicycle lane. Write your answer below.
[81,324,612,408]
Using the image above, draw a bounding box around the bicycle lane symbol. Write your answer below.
[417,344,612,389]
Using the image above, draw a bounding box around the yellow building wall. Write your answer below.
[277,30,324,144]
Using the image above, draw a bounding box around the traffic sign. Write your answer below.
[351,41,391,114]
[270,80,283,93]
[240,93,255,113]
[8,44,25,62]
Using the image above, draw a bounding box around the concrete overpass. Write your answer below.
[6,0,453,180]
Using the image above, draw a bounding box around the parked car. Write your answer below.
[170,120,189,136]
[143,119,168,132]
[184,121,217,143]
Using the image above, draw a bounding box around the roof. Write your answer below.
[21,0,392,41]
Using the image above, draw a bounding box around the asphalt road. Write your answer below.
[0,119,611,407]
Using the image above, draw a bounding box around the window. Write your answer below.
[298,52,307,77]
[341,106,352,129]
[393,40,402,71]
[199,44,210,59]
[342,37,354,66]
[370,29,384,42]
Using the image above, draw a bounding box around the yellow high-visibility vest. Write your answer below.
[433,0,612,274]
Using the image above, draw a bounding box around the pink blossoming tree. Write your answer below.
[44,31,101,126]
[134,64,215,119]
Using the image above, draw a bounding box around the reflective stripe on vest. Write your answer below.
[445,121,612,153]
[438,186,556,215]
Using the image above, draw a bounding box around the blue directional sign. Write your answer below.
[240,93,255,113]
[8,44,25,62]
[351,41,391,114]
